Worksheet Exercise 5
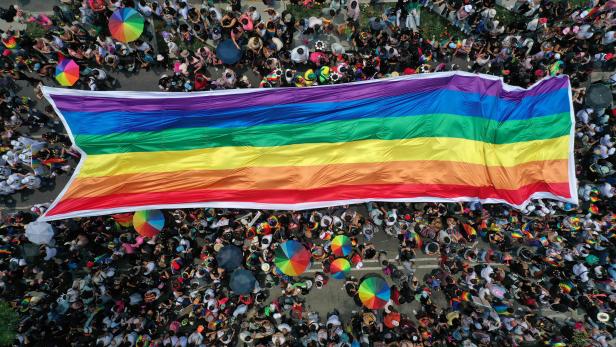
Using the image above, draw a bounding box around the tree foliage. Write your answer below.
[0,301,18,346]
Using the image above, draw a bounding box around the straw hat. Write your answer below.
[446,312,460,325]
[247,37,263,51]
[261,263,271,272]
[425,242,439,255]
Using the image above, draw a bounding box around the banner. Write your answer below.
[40,72,577,220]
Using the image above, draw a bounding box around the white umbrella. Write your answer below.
[25,222,54,245]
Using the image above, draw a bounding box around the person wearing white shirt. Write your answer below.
[137,0,153,17]
[0,181,15,195]
[576,108,592,124]
[0,165,11,179]
[43,246,57,261]
[21,175,41,189]
[573,262,589,283]
[290,45,309,64]
[599,183,614,198]
[481,265,494,283]
[187,331,203,345]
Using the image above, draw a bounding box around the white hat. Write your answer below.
[597,312,610,323]
[321,215,333,228]
[333,216,343,229]
[271,37,283,52]
[464,5,473,12]
[261,234,273,249]
[385,211,397,226]
[261,263,271,272]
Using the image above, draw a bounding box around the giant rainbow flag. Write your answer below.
[40,72,577,220]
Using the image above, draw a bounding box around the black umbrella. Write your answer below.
[229,268,256,294]
[216,245,243,271]
[216,39,242,65]
[586,83,613,109]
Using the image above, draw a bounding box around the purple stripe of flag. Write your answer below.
[49,75,568,113]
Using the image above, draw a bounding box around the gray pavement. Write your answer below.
[14,0,55,13]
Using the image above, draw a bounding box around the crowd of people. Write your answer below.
[0,0,615,346]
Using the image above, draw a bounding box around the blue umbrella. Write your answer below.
[216,39,242,65]
[216,245,243,271]
[229,269,256,294]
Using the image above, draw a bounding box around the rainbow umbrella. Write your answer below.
[55,57,80,86]
[331,235,352,257]
[274,240,311,276]
[108,8,144,43]
[133,210,165,237]
[330,258,351,279]
[358,274,390,309]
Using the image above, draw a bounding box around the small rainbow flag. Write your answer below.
[112,213,133,227]
[545,257,560,267]
[408,231,423,249]
[493,304,511,315]
[2,36,16,49]
[462,223,477,238]
[511,230,524,239]
[589,204,600,215]
[559,280,574,294]
[459,291,471,301]
[521,222,534,238]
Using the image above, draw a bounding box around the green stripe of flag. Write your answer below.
[75,112,571,155]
